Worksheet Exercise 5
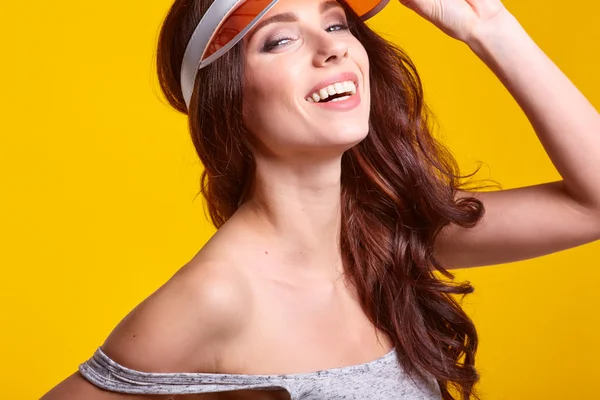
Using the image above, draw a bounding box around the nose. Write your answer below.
[312,32,349,67]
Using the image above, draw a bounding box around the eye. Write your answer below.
[325,23,349,33]
[262,37,294,52]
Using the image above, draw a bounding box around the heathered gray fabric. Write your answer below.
[79,347,442,399]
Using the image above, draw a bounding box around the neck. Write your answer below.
[238,155,344,275]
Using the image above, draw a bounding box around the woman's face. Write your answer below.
[242,0,371,159]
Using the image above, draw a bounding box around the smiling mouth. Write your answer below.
[306,80,358,103]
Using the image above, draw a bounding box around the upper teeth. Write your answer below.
[307,81,357,103]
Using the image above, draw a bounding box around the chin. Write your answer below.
[326,122,370,147]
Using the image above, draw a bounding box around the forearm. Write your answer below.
[466,10,600,211]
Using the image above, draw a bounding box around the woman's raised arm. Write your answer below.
[398,0,600,267]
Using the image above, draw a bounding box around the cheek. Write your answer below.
[244,61,301,118]
[352,44,370,81]
[242,81,303,151]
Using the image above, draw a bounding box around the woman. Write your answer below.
[42,0,600,399]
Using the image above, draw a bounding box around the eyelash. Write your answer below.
[261,23,350,52]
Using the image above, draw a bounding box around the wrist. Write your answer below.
[465,9,523,57]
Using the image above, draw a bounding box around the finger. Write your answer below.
[397,0,429,19]
[398,0,418,11]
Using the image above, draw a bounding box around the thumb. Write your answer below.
[398,0,418,10]
[397,0,429,19]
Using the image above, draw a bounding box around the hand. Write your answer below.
[398,0,508,43]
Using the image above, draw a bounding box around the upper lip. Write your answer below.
[306,71,359,98]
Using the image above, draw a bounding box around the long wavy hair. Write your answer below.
[156,0,485,398]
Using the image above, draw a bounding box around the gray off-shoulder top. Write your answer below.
[79,347,442,399]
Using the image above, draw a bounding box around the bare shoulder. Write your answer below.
[42,216,260,400]
[41,260,252,400]
[102,259,253,374]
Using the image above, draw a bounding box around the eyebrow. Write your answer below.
[246,0,343,43]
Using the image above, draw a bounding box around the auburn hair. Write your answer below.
[156,1,485,398]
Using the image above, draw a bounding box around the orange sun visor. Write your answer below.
[180,0,389,109]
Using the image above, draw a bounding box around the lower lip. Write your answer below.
[310,90,361,111]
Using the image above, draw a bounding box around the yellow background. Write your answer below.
[1,0,598,398]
